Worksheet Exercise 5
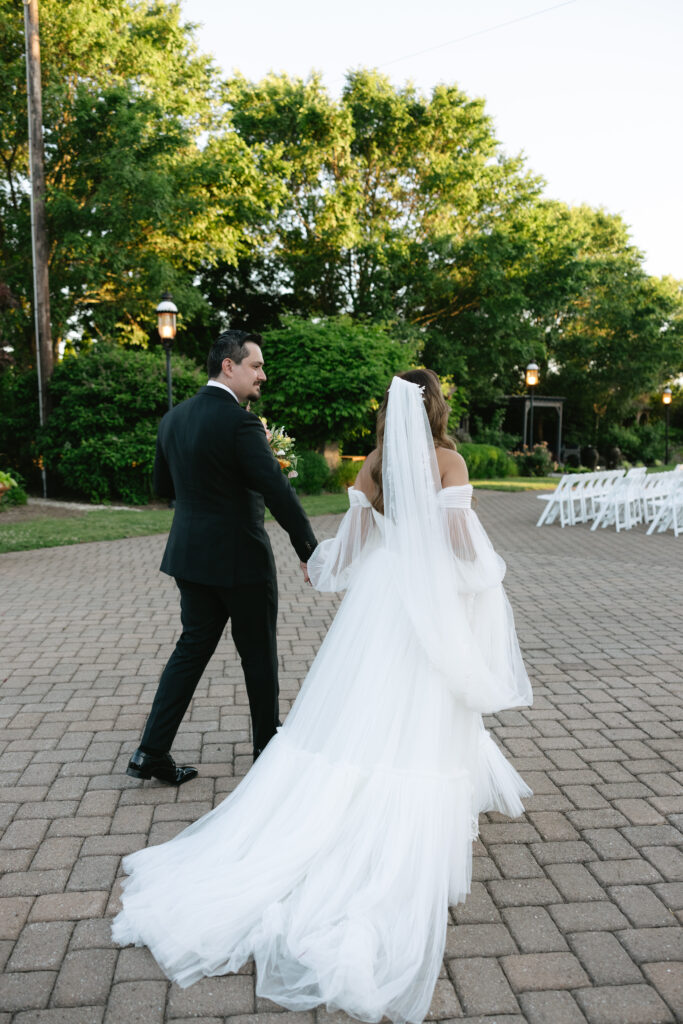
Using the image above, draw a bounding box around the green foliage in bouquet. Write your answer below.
[259,419,299,479]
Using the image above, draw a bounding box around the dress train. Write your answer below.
[113,478,532,1024]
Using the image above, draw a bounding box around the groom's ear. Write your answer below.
[221,357,233,377]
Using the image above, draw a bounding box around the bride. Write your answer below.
[112,369,533,1024]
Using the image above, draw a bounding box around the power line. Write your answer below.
[376,0,578,71]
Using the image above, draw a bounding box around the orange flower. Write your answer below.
[278,459,291,469]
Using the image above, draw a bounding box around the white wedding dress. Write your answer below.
[112,379,532,1024]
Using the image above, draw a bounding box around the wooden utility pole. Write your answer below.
[23,0,53,470]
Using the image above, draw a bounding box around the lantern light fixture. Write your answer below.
[663,387,672,465]
[156,292,178,343]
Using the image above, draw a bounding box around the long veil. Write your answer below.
[383,376,530,713]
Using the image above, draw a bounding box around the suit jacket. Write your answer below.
[154,386,317,587]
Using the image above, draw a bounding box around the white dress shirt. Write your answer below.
[207,380,240,404]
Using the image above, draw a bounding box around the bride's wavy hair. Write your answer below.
[370,369,456,513]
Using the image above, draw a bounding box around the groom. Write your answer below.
[126,330,318,785]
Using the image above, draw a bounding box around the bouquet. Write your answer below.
[260,418,299,479]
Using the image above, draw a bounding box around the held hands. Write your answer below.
[300,561,311,585]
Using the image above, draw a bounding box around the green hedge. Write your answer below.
[0,367,41,485]
[327,458,364,493]
[289,453,365,495]
[601,421,681,465]
[38,343,205,504]
[290,449,331,496]
[458,443,517,479]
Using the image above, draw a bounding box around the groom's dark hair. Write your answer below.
[207,330,263,378]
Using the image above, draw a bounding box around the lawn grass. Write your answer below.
[286,492,351,517]
[1,484,564,555]
[0,509,175,554]
[0,492,351,554]
[472,477,558,491]
[0,483,564,554]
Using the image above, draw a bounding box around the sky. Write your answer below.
[180,0,683,280]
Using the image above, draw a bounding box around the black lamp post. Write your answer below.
[156,292,178,413]
[525,362,539,448]
[663,386,672,466]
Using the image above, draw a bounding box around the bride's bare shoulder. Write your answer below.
[436,447,469,487]
[354,450,379,500]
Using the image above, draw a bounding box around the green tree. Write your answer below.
[420,202,683,438]
[0,0,267,365]
[201,70,542,330]
[257,316,417,449]
[538,209,683,445]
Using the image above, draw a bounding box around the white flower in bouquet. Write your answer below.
[260,419,299,479]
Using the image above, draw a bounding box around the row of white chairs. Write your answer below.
[536,465,683,535]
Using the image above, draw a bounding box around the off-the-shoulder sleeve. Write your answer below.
[438,486,506,591]
[307,488,379,592]
[438,487,532,708]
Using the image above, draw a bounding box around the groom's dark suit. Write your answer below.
[140,384,317,758]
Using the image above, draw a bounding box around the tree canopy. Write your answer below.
[1,0,681,463]
[0,0,266,361]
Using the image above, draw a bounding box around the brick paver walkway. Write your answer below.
[0,491,681,1024]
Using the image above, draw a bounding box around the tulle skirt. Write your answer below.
[112,549,531,1024]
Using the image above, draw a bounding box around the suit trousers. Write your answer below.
[141,577,279,755]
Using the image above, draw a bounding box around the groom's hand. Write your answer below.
[300,561,311,584]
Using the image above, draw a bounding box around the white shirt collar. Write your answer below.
[207,379,239,404]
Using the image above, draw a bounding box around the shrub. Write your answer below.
[601,421,679,466]
[458,443,517,479]
[0,367,41,486]
[37,343,205,503]
[55,421,160,505]
[327,457,365,492]
[509,442,555,477]
[0,469,28,508]
[290,449,331,495]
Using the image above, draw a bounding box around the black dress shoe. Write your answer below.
[253,727,279,763]
[126,749,198,786]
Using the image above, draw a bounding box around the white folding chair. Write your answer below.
[566,473,594,524]
[536,474,581,527]
[591,467,646,531]
[647,473,683,536]
[640,472,672,524]
[582,469,625,522]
